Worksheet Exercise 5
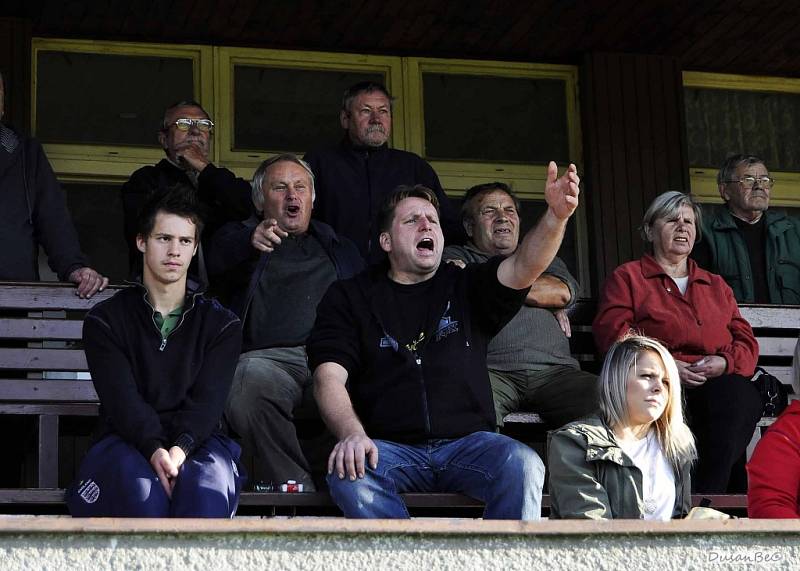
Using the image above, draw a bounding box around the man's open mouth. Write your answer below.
[287,205,300,215]
[417,237,434,251]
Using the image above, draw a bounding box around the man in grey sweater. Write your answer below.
[444,182,597,429]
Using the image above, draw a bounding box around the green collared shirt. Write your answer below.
[153,306,183,338]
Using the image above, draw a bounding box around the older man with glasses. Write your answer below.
[692,154,800,304]
[121,100,253,281]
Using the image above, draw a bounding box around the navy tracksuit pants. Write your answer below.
[66,433,245,517]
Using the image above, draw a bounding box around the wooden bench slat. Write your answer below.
[756,366,793,386]
[0,489,66,504]
[0,403,99,415]
[0,348,87,371]
[0,379,97,402]
[0,318,83,340]
[0,283,120,311]
[740,305,800,330]
[756,337,799,357]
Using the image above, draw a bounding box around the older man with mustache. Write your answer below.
[304,81,463,263]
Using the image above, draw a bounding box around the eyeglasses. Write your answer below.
[168,118,214,132]
[725,176,774,189]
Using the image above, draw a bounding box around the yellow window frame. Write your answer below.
[31,39,590,293]
[215,46,403,178]
[402,57,589,293]
[32,38,214,183]
[402,57,582,196]
[684,71,800,208]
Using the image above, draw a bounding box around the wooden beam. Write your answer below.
[0,348,87,371]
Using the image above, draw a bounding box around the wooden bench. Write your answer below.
[0,282,797,515]
[0,282,119,489]
[563,300,798,393]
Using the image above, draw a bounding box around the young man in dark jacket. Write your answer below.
[308,161,581,520]
[67,189,244,517]
[207,154,363,493]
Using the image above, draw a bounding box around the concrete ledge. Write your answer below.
[1,516,798,570]
[1,515,799,535]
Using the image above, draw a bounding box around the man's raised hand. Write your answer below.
[544,161,580,221]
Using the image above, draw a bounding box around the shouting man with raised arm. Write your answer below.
[307,162,580,519]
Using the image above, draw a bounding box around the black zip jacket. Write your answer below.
[307,258,528,443]
[206,217,364,342]
[83,282,242,460]
[0,123,89,281]
[304,139,465,263]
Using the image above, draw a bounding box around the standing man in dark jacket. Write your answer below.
[208,154,363,493]
[121,100,253,279]
[308,161,580,520]
[0,71,107,297]
[304,81,462,263]
[67,189,244,517]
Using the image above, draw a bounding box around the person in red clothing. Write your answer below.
[748,401,800,518]
[593,191,762,494]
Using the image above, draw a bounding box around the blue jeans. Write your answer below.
[67,434,244,518]
[327,431,544,520]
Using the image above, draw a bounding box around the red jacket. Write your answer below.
[748,401,800,518]
[593,254,757,377]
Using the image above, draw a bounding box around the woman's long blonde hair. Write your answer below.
[598,334,697,470]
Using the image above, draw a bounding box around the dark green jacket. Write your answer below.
[699,205,800,304]
[547,415,691,519]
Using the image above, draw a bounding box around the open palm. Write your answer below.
[544,161,580,220]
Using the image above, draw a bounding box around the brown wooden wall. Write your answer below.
[581,52,689,295]
[0,17,31,134]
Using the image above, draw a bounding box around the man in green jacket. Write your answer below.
[693,154,800,304]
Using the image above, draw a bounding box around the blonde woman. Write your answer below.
[548,335,696,520]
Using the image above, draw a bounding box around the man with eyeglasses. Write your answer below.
[692,154,800,304]
[121,100,253,280]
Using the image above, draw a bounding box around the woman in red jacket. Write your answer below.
[748,401,800,518]
[593,191,762,494]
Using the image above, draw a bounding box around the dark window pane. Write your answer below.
[233,66,384,151]
[63,183,128,283]
[423,74,569,164]
[685,87,800,172]
[36,51,195,146]
[454,196,579,282]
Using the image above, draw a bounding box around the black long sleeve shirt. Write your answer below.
[83,284,242,459]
